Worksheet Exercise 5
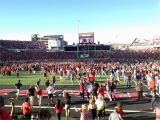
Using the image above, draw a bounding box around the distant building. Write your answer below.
[38,35,68,51]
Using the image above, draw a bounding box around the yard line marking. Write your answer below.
[4,105,155,114]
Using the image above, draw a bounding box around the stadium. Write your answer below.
[0,32,160,120]
[0,1,160,120]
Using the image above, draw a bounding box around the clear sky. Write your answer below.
[0,0,160,45]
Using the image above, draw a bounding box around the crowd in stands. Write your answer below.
[0,49,160,63]
[0,40,46,49]
[0,39,160,63]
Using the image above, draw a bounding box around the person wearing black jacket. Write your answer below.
[15,80,23,99]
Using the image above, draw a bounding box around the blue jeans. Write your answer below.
[151,97,159,108]
[56,113,61,120]
[80,92,84,100]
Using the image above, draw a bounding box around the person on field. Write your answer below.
[110,81,116,101]
[15,80,23,99]
[98,85,104,98]
[109,106,123,120]
[92,81,99,100]
[80,81,85,100]
[55,99,63,120]
[45,79,50,88]
[88,98,97,120]
[135,81,143,101]
[28,85,36,108]
[115,102,124,119]
[52,73,56,88]
[150,92,160,110]
[21,97,31,119]
[46,84,54,106]
[43,69,48,79]
[59,70,64,83]
[149,76,156,95]
[75,104,92,120]
[154,105,160,120]
[86,82,93,100]
[105,79,112,101]
[95,96,106,120]
[0,96,13,120]
[35,80,42,107]
[63,92,71,117]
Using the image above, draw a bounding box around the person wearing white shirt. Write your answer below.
[86,83,92,100]
[46,84,53,106]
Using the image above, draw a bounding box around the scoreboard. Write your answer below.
[79,32,94,44]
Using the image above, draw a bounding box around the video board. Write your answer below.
[79,32,94,44]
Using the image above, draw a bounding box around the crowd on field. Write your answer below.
[0,60,160,120]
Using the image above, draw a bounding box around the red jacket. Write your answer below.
[55,104,63,113]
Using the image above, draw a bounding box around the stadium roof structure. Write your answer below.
[129,37,160,49]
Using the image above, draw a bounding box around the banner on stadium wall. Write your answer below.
[79,32,94,44]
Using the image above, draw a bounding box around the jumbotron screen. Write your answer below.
[79,32,94,44]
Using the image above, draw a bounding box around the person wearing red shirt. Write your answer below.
[21,97,31,119]
[149,77,156,95]
[0,96,13,120]
[55,99,63,120]
[98,85,104,98]
[80,82,85,100]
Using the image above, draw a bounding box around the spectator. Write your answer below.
[88,98,97,120]
[75,104,92,120]
[63,92,71,117]
[109,106,123,120]
[55,99,63,120]
[135,81,143,101]
[35,80,42,107]
[80,81,85,100]
[149,76,156,95]
[150,92,159,110]
[28,85,36,108]
[15,80,23,99]
[115,102,124,119]
[0,96,13,120]
[46,84,54,106]
[95,96,106,120]
[154,105,160,120]
[21,97,31,119]
[98,85,104,98]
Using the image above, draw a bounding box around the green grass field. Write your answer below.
[17,115,78,120]
[0,71,108,85]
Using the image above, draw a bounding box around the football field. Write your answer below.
[0,71,156,120]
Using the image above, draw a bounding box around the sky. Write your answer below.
[0,0,160,45]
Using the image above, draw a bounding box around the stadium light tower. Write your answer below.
[77,20,80,44]
[76,20,80,59]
